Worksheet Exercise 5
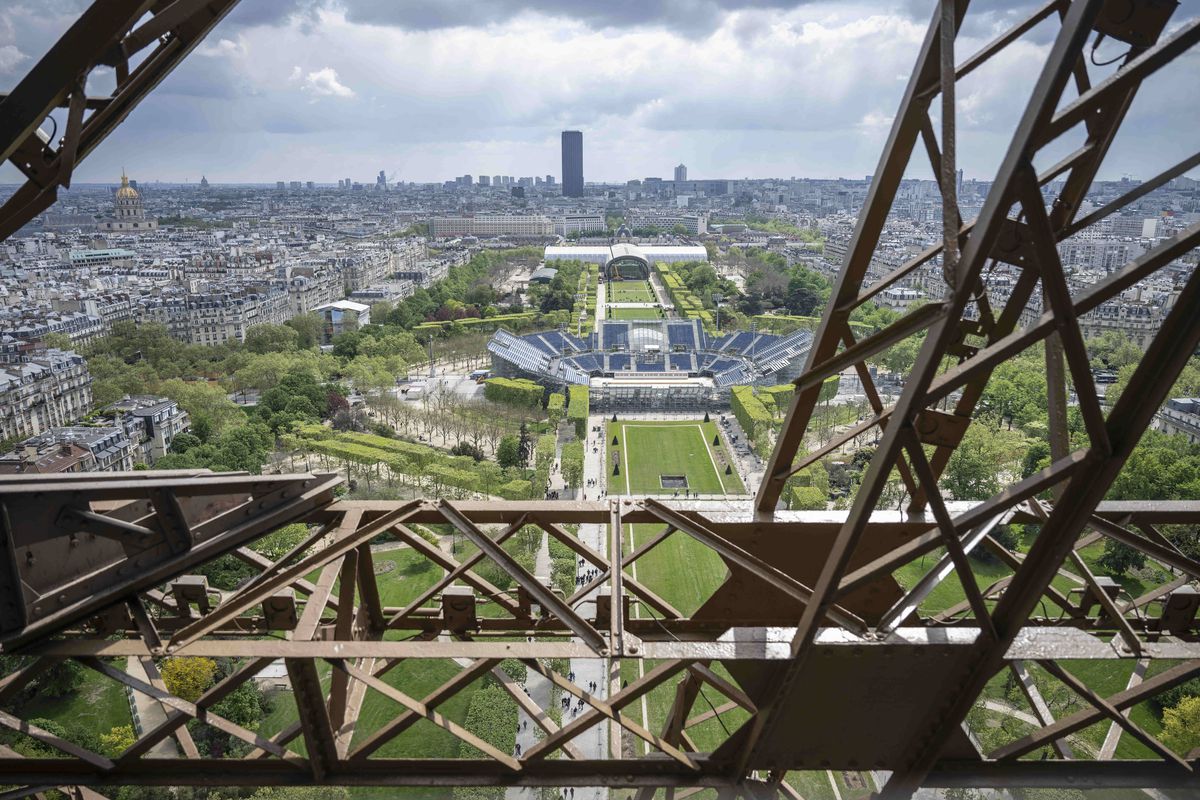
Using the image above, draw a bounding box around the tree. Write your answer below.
[41,332,74,350]
[1161,695,1200,755]
[331,408,369,432]
[539,288,575,313]
[37,660,84,697]
[242,788,349,800]
[244,324,299,354]
[450,442,485,461]
[286,313,325,350]
[879,335,924,377]
[496,435,523,469]
[1096,538,1146,577]
[157,379,245,439]
[99,725,136,756]
[517,422,533,465]
[162,657,217,702]
[942,424,1005,501]
[170,432,201,454]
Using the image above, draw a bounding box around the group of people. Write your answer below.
[574,565,601,588]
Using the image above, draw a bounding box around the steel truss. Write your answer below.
[1,0,1199,798]
[0,0,240,239]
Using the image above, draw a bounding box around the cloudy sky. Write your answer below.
[0,0,1197,185]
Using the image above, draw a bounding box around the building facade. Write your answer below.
[428,215,555,238]
[0,338,93,443]
[101,395,190,464]
[561,131,584,198]
[0,426,135,474]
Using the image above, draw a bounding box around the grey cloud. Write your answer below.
[323,0,806,35]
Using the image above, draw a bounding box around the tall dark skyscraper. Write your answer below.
[561,130,583,198]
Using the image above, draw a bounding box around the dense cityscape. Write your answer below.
[2,1,1200,799]
[2,131,1197,478]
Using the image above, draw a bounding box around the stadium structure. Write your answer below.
[544,243,708,278]
[487,320,813,409]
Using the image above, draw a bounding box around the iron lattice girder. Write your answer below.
[0,483,1198,794]
[0,0,1198,796]
[0,0,241,239]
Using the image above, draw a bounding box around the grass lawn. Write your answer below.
[263,540,510,786]
[607,420,744,496]
[18,665,132,743]
[607,280,656,302]
[606,306,664,320]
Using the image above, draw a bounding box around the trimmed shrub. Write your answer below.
[547,392,566,427]
[730,385,773,439]
[567,384,589,438]
[483,377,544,408]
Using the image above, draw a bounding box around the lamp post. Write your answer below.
[712,292,724,331]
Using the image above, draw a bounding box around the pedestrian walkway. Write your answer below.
[125,657,179,758]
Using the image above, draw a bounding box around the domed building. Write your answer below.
[100,171,157,232]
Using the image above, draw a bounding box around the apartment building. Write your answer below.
[0,338,93,442]
[101,394,190,463]
[428,215,555,238]
[0,425,135,474]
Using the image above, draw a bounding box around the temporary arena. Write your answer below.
[487,320,813,410]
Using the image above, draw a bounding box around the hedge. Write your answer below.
[413,311,537,332]
[818,374,840,403]
[788,484,828,510]
[761,384,795,412]
[497,479,535,500]
[567,385,589,438]
[483,377,544,408]
[547,392,565,426]
[560,440,584,489]
[534,433,557,470]
[655,262,716,333]
[730,385,773,439]
[303,430,536,499]
[454,683,517,800]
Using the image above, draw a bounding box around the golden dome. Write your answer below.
[115,171,139,200]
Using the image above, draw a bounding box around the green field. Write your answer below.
[259,540,517,800]
[607,280,656,302]
[606,306,664,320]
[607,419,744,496]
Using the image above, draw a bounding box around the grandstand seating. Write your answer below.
[488,324,810,389]
[667,322,698,350]
[608,354,631,371]
[723,331,756,353]
[526,336,557,356]
[602,323,629,350]
[669,353,694,371]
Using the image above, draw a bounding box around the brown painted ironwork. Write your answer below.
[0,1,1199,798]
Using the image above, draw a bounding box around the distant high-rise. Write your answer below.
[674,163,687,182]
[561,130,583,198]
[377,170,387,188]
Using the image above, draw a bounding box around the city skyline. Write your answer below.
[0,1,1197,186]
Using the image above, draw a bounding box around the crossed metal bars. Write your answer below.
[1,0,1200,796]
[746,0,1200,792]
[0,0,241,239]
[0,485,1199,796]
